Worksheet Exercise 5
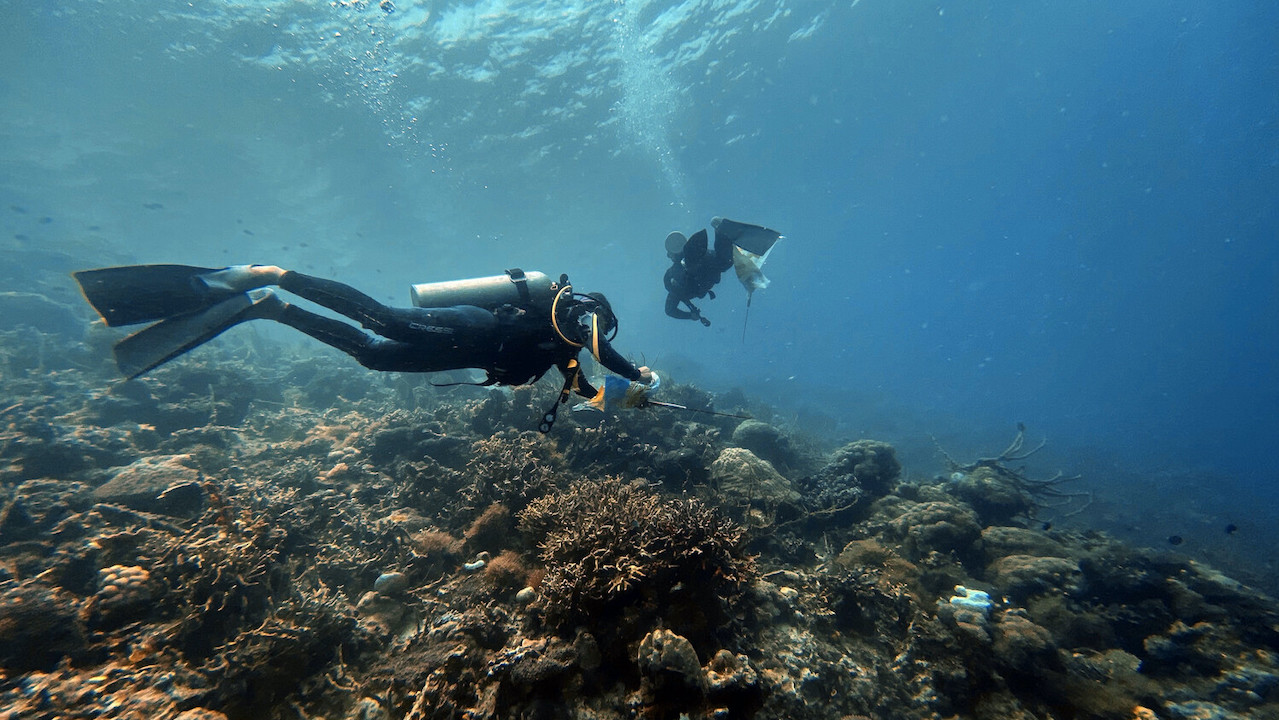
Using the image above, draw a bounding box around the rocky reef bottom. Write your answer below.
[1,326,1277,720]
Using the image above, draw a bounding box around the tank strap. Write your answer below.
[505,268,532,306]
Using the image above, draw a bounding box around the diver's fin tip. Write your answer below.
[110,289,271,380]
[74,264,226,327]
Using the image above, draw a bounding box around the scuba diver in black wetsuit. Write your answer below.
[73,264,654,432]
[663,217,735,326]
[663,217,783,328]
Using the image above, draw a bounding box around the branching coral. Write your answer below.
[519,477,754,646]
[154,515,289,658]
[460,430,568,519]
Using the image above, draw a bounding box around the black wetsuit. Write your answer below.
[272,271,642,398]
[664,228,734,322]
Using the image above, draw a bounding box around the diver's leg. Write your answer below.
[665,293,693,320]
[272,301,499,372]
[269,303,438,372]
[682,229,709,266]
[711,225,735,272]
[269,303,379,362]
[277,271,499,356]
[277,271,397,331]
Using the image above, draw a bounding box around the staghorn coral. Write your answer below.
[559,422,688,489]
[460,430,568,520]
[518,477,753,648]
[155,517,290,659]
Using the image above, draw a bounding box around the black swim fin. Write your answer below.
[74,264,224,327]
[113,289,282,379]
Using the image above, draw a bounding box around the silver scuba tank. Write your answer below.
[409,269,557,311]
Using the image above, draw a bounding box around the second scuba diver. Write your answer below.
[73,264,654,432]
[662,217,783,327]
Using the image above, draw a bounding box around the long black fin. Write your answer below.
[112,289,274,379]
[74,264,223,327]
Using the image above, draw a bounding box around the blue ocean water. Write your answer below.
[2,2,1276,560]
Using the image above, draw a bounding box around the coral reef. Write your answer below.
[0,323,1277,720]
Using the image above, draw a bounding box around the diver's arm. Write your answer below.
[663,265,683,294]
[665,293,696,320]
[592,336,643,382]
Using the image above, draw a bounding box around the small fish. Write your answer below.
[1167,535,1184,546]
[14,233,29,241]
[142,202,164,210]
[39,216,53,224]
[87,225,101,231]
[10,205,26,213]
[243,229,254,236]
[1040,521,1052,531]
[1225,523,1238,536]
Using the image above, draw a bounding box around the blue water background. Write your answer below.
[3,2,1276,564]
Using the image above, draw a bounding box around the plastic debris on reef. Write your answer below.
[948,585,993,616]
[938,584,996,642]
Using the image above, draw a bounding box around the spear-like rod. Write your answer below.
[642,399,752,420]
